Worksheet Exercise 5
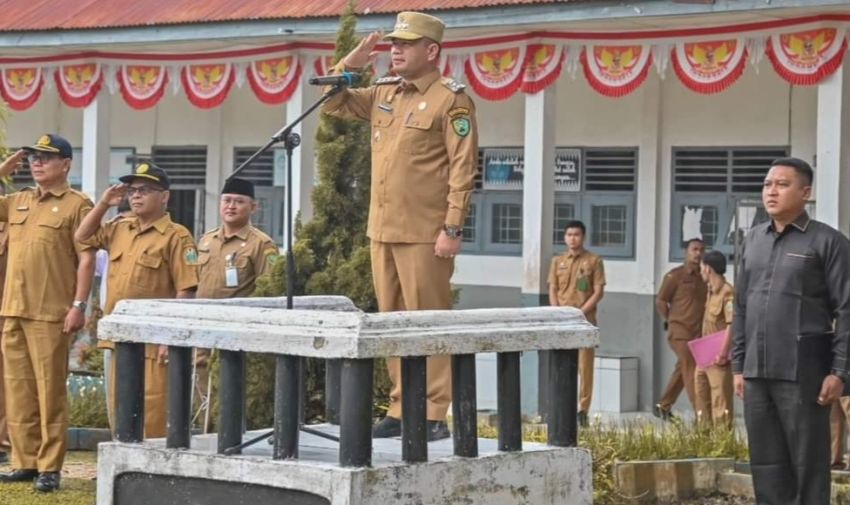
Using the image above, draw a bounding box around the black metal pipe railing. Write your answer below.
[113,337,582,468]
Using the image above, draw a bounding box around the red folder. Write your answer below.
[688,330,728,369]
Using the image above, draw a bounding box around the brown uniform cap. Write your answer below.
[384,11,445,43]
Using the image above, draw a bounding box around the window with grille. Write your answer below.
[584,148,637,192]
[552,203,576,245]
[491,203,522,244]
[462,203,477,243]
[151,146,207,187]
[670,146,788,261]
[233,147,274,187]
[591,204,628,247]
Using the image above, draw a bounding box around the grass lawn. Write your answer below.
[0,451,96,505]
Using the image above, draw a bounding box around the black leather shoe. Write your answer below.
[0,469,38,483]
[372,416,402,438]
[653,403,676,422]
[577,411,589,427]
[0,451,8,464]
[34,472,61,492]
[426,421,450,441]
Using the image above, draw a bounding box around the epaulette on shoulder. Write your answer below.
[202,226,221,238]
[250,226,275,244]
[441,77,466,93]
[68,188,95,205]
[375,76,403,85]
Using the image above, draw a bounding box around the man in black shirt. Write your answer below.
[733,157,850,505]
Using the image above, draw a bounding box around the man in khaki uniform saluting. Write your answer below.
[547,220,605,427]
[0,137,95,493]
[323,11,478,440]
[194,178,278,411]
[75,163,199,439]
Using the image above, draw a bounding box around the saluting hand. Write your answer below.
[343,31,382,69]
[0,150,26,177]
[100,184,128,208]
[63,305,86,335]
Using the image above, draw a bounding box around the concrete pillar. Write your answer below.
[286,67,320,234]
[521,85,556,306]
[81,91,111,201]
[816,53,850,235]
[204,107,224,234]
[521,84,557,417]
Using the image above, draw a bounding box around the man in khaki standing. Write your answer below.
[323,11,478,440]
[194,178,278,417]
[75,163,198,439]
[547,221,605,427]
[0,137,95,492]
[655,238,707,420]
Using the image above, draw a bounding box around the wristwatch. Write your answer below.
[72,300,87,312]
[443,224,463,239]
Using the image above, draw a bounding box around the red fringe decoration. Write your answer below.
[671,48,748,95]
[580,48,652,98]
[117,67,168,111]
[247,60,302,105]
[0,72,43,111]
[55,66,104,108]
[766,35,848,86]
[181,66,235,109]
[464,57,524,101]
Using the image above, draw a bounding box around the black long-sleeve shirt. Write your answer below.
[732,211,850,380]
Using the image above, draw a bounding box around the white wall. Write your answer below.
[2,62,822,296]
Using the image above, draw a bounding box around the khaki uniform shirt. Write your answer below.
[0,185,94,322]
[85,214,199,354]
[656,264,708,341]
[702,282,734,336]
[323,67,478,243]
[196,225,278,299]
[547,249,606,326]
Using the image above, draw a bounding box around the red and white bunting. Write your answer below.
[313,56,336,77]
[55,63,103,107]
[581,44,652,98]
[181,63,235,109]
[0,67,44,111]
[247,56,302,105]
[766,27,848,86]
[672,39,748,95]
[464,46,527,100]
[521,44,566,94]
[117,65,168,110]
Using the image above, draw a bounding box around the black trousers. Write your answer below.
[744,378,831,505]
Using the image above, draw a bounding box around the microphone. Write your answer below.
[308,72,361,86]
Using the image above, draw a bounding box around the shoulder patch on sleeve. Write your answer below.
[375,76,403,85]
[448,107,470,119]
[184,246,199,265]
[441,77,466,93]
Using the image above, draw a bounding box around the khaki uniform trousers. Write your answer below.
[830,397,850,467]
[1,317,69,471]
[659,338,697,411]
[371,241,454,421]
[578,348,594,413]
[694,364,733,425]
[108,345,168,439]
[0,317,10,453]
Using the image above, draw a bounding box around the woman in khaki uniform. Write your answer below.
[75,163,198,439]
[694,250,734,426]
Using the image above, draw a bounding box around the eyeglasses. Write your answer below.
[127,186,164,196]
[27,153,61,165]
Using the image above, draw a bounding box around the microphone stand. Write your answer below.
[222,83,345,455]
